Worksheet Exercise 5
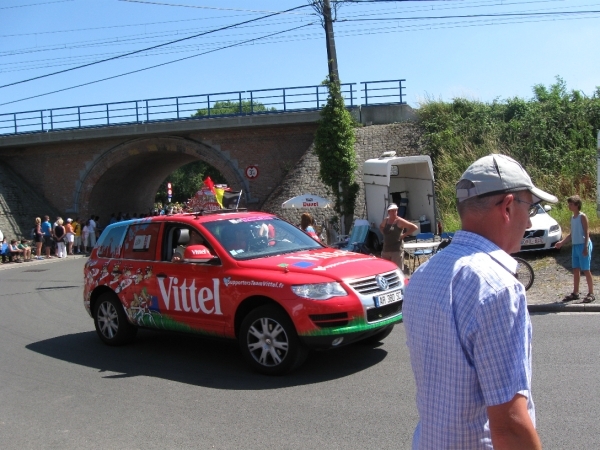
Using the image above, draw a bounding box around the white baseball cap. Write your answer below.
[387,203,398,211]
[456,154,557,204]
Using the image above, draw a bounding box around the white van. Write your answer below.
[363,152,438,249]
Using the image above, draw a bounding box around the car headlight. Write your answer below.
[291,282,348,300]
[549,225,560,233]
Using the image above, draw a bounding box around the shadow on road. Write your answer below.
[26,329,388,389]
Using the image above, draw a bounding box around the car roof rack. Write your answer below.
[198,208,249,216]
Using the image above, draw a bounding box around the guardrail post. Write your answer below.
[207,95,211,117]
[350,84,354,107]
[13,113,17,134]
[40,110,44,132]
[145,100,149,122]
[283,89,286,111]
[399,80,404,104]
[238,92,242,115]
[106,104,110,125]
[50,109,54,130]
[78,106,81,128]
[176,97,180,119]
[364,82,368,106]
[316,86,320,109]
[250,91,254,113]
[136,102,139,123]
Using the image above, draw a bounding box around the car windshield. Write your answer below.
[202,216,322,260]
[535,204,547,214]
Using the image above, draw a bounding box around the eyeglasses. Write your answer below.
[515,198,539,217]
[495,196,539,217]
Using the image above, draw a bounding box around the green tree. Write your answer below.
[313,77,358,234]
[155,160,226,205]
[192,100,275,117]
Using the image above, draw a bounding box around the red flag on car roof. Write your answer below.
[204,176,216,195]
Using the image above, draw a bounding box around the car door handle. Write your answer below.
[157,273,167,278]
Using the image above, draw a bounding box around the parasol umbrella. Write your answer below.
[281,194,332,209]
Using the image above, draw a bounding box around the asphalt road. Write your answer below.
[0,258,598,449]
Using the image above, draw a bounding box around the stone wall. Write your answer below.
[261,122,426,242]
[0,161,61,240]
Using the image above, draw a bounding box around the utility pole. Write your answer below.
[310,0,340,83]
[323,0,340,83]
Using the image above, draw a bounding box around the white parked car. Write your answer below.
[519,204,562,252]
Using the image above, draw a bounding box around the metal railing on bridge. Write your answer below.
[0,79,405,136]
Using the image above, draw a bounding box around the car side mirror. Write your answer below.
[544,205,551,212]
[183,245,216,263]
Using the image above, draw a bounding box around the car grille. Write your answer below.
[367,301,402,323]
[347,270,402,295]
[523,229,545,238]
[309,313,349,328]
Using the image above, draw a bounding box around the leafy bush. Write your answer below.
[418,77,600,230]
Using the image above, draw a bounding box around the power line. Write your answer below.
[339,9,600,21]
[0,22,315,107]
[0,0,73,9]
[119,0,311,15]
[0,3,310,90]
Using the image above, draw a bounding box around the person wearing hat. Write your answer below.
[403,154,556,449]
[379,203,418,272]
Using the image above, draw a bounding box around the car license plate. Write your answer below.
[374,289,403,307]
[522,237,544,245]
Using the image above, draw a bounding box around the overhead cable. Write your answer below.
[0,3,310,90]
[0,22,314,107]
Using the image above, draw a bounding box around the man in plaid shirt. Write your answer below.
[404,154,557,449]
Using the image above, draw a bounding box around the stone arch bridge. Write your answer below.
[0,104,415,236]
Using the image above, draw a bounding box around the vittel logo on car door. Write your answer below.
[157,277,223,315]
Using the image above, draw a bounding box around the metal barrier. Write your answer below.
[0,79,404,136]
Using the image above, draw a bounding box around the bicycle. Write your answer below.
[513,256,534,291]
[436,236,535,291]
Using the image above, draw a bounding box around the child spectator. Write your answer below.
[555,195,595,303]
[18,239,32,261]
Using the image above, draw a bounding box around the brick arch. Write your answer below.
[75,136,248,220]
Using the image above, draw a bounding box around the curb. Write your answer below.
[528,303,600,313]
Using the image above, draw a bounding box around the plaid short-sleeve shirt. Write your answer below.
[403,230,535,449]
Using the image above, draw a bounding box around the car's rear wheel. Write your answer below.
[93,292,137,345]
[239,305,308,375]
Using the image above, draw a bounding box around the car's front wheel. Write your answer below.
[93,292,137,345]
[239,305,308,375]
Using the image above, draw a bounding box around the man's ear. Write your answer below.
[499,194,514,223]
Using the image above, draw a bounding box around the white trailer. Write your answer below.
[363,152,438,248]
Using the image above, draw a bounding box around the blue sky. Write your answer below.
[1,0,599,116]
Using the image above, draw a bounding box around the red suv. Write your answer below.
[84,211,404,375]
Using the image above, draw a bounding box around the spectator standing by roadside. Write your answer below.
[88,215,97,248]
[555,195,595,303]
[41,215,53,258]
[33,217,44,260]
[65,218,75,255]
[300,213,320,241]
[379,203,418,272]
[82,220,91,254]
[0,228,3,243]
[54,218,66,258]
[404,154,556,449]
[73,218,82,254]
